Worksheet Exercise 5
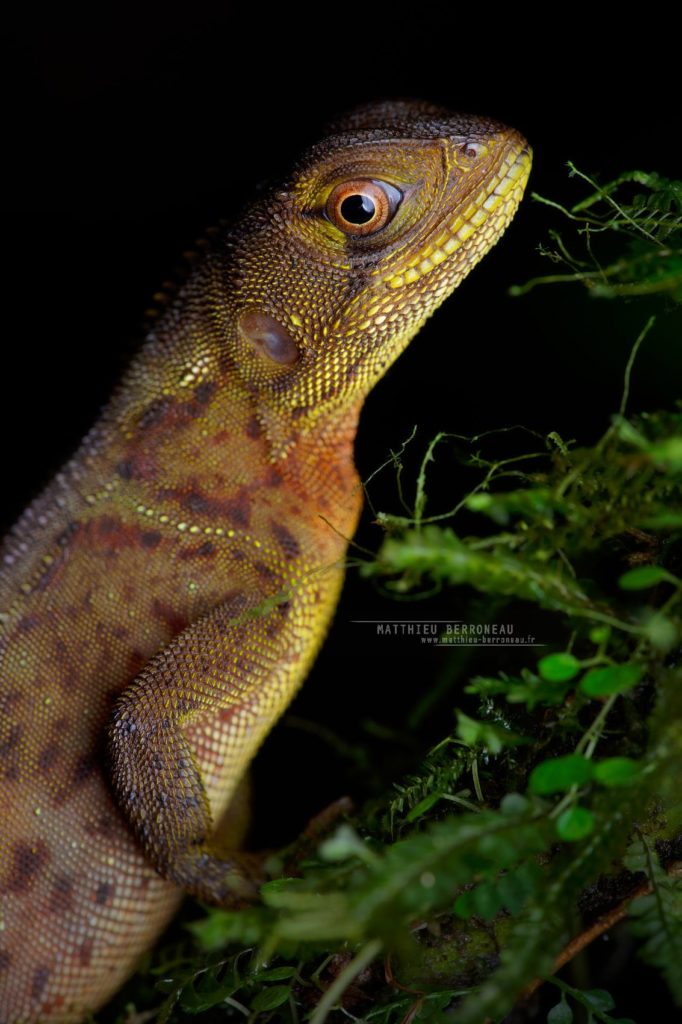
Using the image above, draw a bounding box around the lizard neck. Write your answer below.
[86,299,365,550]
[274,398,363,511]
[99,257,364,503]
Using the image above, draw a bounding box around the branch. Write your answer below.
[520,860,682,1003]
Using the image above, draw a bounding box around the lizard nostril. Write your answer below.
[239,310,299,365]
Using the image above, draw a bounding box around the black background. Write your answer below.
[5,8,681,1019]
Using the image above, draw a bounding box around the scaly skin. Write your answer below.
[0,101,531,1022]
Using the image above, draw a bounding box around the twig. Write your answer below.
[520,860,682,1003]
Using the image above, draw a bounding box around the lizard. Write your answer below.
[0,100,531,1023]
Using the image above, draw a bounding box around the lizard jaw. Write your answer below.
[383,141,532,292]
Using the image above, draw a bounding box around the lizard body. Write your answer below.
[0,101,530,1022]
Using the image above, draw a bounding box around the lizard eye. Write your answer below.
[326,179,402,237]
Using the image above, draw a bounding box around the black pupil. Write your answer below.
[340,193,376,224]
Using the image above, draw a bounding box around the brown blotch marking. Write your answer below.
[246,414,262,439]
[267,467,284,488]
[141,530,162,549]
[270,521,301,559]
[31,966,51,1002]
[38,741,62,773]
[163,482,255,527]
[2,840,50,894]
[49,874,75,915]
[53,639,69,667]
[90,516,155,554]
[52,715,71,734]
[179,539,216,561]
[139,393,206,434]
[184,393,214,421]
[17,613,41,633]
[95,881,113,905]
[116,451,158,481]
[211,428,229,447]
[152,599,188,635]
[225,494,251,528]
[73,752,99,785]
[253,561,277,583]
[183,490,211,515]
[194,380,216,405]
[0,691,21,715]
[0,949,11,971]
[79,939,94,968]
[0,723,22,761]
[97,516,117,536]
[138,396,173,432]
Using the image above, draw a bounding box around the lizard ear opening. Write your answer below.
[239,311,299,365]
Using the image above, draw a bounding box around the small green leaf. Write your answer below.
[619,565,675,589]
[589,626,610,645]
[319,824,377,864]
[646,436,682,469]
[547,998,573,1023]
[454,889,476,919]
[406,792,446,822]
[260,877,305,898]
[500,793,530,815]
[582,988,615,1012]
[456,710,526,753]
[465,493,493,510]
[250,985,291,1011]
[593,757,641,787]
[185,908,266,949]
[497,861,542,915]
[538,653,581,682]
[640,510,682,529]
[472,881,505,920]
[580,663,643,697]
[556,806,595,841]
[641,612,678,651]
[529,754,594,795]
[254,966,297,981]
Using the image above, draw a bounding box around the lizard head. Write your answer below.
[224,100,532,458]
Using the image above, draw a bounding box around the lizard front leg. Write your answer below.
[109,581,334,905]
